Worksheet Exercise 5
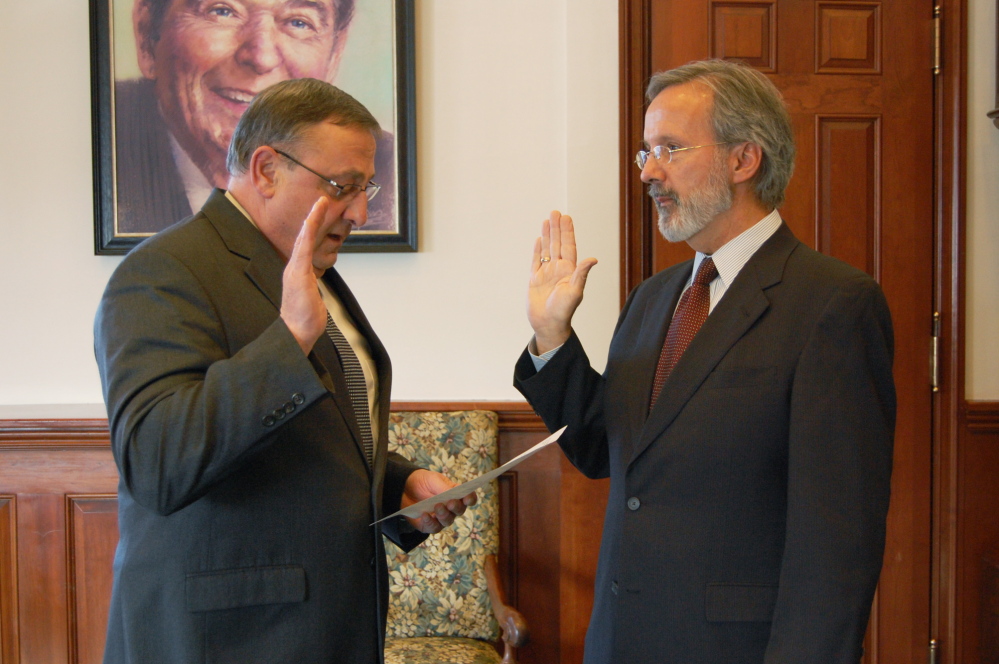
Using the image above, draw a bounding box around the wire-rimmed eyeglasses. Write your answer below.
[272,148,381,201]
[635,142,730,169]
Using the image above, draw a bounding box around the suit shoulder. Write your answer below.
[785,242,883,293]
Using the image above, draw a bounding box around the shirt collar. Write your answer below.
[692,209,783,288]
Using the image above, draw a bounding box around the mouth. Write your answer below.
[212,87,260,107]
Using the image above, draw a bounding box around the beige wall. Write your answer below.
[0,0,620,406]
[967,0,999,400]
[2,0,994,408]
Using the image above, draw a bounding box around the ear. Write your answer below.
[249,146,282,199]
[729,142,763,186]
[134,0,158,80]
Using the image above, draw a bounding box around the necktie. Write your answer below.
[649,257,718,410]
[325,312,374,465]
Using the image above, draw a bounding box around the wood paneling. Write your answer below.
[0,496,17,664]
[711,2,776,72]
[816,3,881,73]
[955,402,999,663]
[67,497,118,664]
[816,115,880,276]
[0,403,605,664]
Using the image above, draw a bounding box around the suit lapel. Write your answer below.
[631,223,800,466]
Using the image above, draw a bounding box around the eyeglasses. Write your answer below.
[272,148,381,201]
[635,142,729,169]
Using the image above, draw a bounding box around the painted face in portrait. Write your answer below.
[135,0,350,188]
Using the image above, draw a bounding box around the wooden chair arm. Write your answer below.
[484,553,529,663]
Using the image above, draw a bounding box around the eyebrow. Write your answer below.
[284,0,332,27]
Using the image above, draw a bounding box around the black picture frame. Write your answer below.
[90,0,417,255]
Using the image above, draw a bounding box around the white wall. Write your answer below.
[967,0,999,400]
[0,0,620,407]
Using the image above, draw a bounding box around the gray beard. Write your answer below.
[651,164,734,243]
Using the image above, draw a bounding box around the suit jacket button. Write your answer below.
[272,409,285,420]
[262,415,276,427]
[292,393,305,405]
[627,497,641,511]
[370,557,375,568]
[611,581,619,595]
[284,401,295,413]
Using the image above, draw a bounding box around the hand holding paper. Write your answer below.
[375,426,567,526]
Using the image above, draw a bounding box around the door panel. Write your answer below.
[621,1,934,661]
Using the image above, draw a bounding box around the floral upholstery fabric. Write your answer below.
[385,411,501,647]
[384,637,502,664]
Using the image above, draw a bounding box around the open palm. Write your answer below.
[527,211,598,353]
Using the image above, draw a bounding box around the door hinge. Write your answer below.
[931,312,941,392]
[933,5,942,75]
[929,638,939,664]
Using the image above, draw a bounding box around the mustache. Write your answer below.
[648,184,677,204]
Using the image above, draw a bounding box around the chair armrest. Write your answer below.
[485,553,529,662]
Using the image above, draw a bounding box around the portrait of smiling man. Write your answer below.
[113,0,398,236]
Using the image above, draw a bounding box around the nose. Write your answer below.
[234,17,283,75]
[639,155,664,185]
[344,193,369,230]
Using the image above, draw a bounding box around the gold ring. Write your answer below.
[540,256,551,263]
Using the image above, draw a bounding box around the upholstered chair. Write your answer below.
[384,411,529,664]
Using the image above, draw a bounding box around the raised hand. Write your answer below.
[280,197,330,355]
[527,210,598,354]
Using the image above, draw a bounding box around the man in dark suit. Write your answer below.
[95,78,470,664]
[514,60,895,663]
[114,0,396,234]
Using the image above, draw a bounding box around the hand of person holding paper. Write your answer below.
[402,470,478,534]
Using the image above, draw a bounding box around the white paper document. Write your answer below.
[372,425,567,525]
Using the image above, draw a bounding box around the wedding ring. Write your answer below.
[540,256,551,263]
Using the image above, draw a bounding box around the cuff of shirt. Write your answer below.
[528,336,563,372]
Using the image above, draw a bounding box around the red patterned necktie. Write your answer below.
[649,257,718,410]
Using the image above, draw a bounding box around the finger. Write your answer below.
[539,218,551,264]
[419,513,443,534]
[463,492,478,507]
[445,498,466,516]
[560,214,577,265]
[570,257,598,290]
[549,210,562,262]
[531,236,542,273]
[289,197,328,269]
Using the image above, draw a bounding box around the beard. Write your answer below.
[651,156,734,243]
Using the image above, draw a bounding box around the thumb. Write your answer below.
[570,257,598,289]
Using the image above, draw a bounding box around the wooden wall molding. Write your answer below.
[966,401,999,435]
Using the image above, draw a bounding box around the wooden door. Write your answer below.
[620,1,934,662]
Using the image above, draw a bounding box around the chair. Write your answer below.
[384,411,529,664]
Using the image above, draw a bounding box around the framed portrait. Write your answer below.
[90,0,417,255]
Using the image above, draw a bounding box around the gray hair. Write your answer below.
[646,60,795,209]
[226,78,381,176]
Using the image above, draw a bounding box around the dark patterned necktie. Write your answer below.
[325,312,374,465]
[649,257,718,411]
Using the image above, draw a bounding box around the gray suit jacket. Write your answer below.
[514,223,895,664]
[95,190,421,664]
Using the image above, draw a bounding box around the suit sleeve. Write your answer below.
[512,287,643,479]
[765,275,896,663]
[94,247,330,516]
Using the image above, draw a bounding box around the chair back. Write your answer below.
[384,411,501,642]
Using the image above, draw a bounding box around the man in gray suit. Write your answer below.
[95,78,470,664]
[515,60,895,663]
